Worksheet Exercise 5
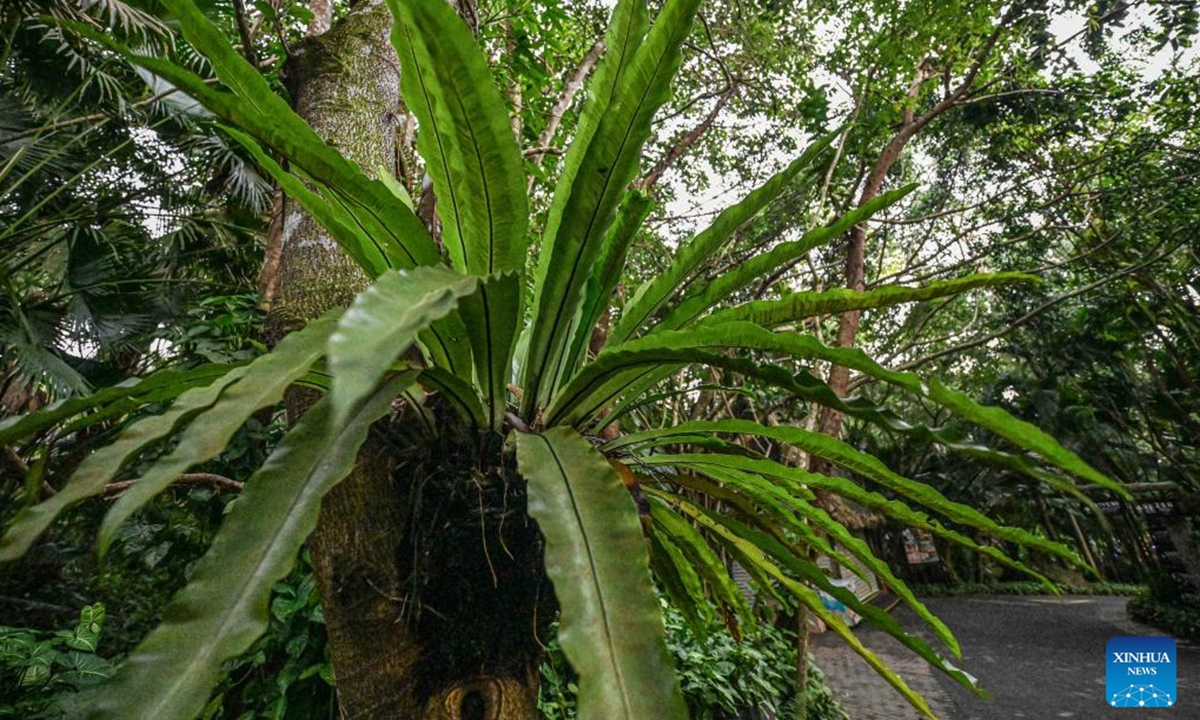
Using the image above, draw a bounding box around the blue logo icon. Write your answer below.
[1107,636,1176,708]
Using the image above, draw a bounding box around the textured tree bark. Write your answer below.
[268,3,544,718]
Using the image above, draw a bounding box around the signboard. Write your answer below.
[903,528,940,565]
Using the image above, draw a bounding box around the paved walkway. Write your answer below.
[810,595,1199,719]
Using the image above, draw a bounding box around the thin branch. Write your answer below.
[231,0,259,66]
[637,83,736,190]
[103,472,244,499]
[526,38,604,168]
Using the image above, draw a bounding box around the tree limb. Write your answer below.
[102,472,244,499]
[526,38,604,169]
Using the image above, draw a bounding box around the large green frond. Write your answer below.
[649,489,942,720]
[76,373,414,720]
[97,314,342,553]
[520,0,700,414]
[706,272,1035,327]
[0,364,237,447]
[386,0,528,275]
[327,266,482,423]
[610,130,839,344]
[552,321,1125,499]
[652,186,916,332]
[516,427,687,720]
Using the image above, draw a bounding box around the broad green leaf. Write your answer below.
[98,314,342,553]
[648,497,756,630]
[78,373,415,720]
[655,466,859,582]
[720,511,975,686]
[0,364,236,446]
[652,185,916,332]
[375,165,414,209]
[239,131,475,378]
[386,0,528,274]
[520,0,701,414]
[552,321,1125,500]
[561,190,655,382]
[516,427,687,720]
[610,130,838,345]
[86,7,439,272]
[327,266,481,423]
[159,0,292,118]
[644,458,958,657]
[418,367,486,430]
[0,364,249,562]
[649,490,942,720]
[656,487,977,689]
[610,419,1083,568]
[457,271,522,429]
[222,127,391,276]
[705,272,1036,327]
[647,531,711,640]
[651,452,1053,584]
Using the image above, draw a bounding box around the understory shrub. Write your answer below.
[1128,591,1200,644]
[540,601,846,720]
[914,581,1144,597]
[0,604,114,719]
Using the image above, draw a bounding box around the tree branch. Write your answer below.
[103,472,244,499]
[526,38,604,168]
[636,83,736,190]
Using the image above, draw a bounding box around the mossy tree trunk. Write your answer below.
[266,3,546,717]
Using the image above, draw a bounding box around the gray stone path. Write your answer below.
[810,595,1200,719]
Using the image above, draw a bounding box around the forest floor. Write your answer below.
[810,594,1200,719]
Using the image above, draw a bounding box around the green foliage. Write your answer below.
[914,581,1145,597]
[73,375,412,720]
[0,0,1135,718]
[203,554,336,720]
[0,604,114,720]
[174,295,265,366]
[0,0,265,407]
[539,602,847,720]
[1128,591,1200,644]
[518,428,688,720]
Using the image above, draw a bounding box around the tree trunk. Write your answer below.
[267,3,546,717]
